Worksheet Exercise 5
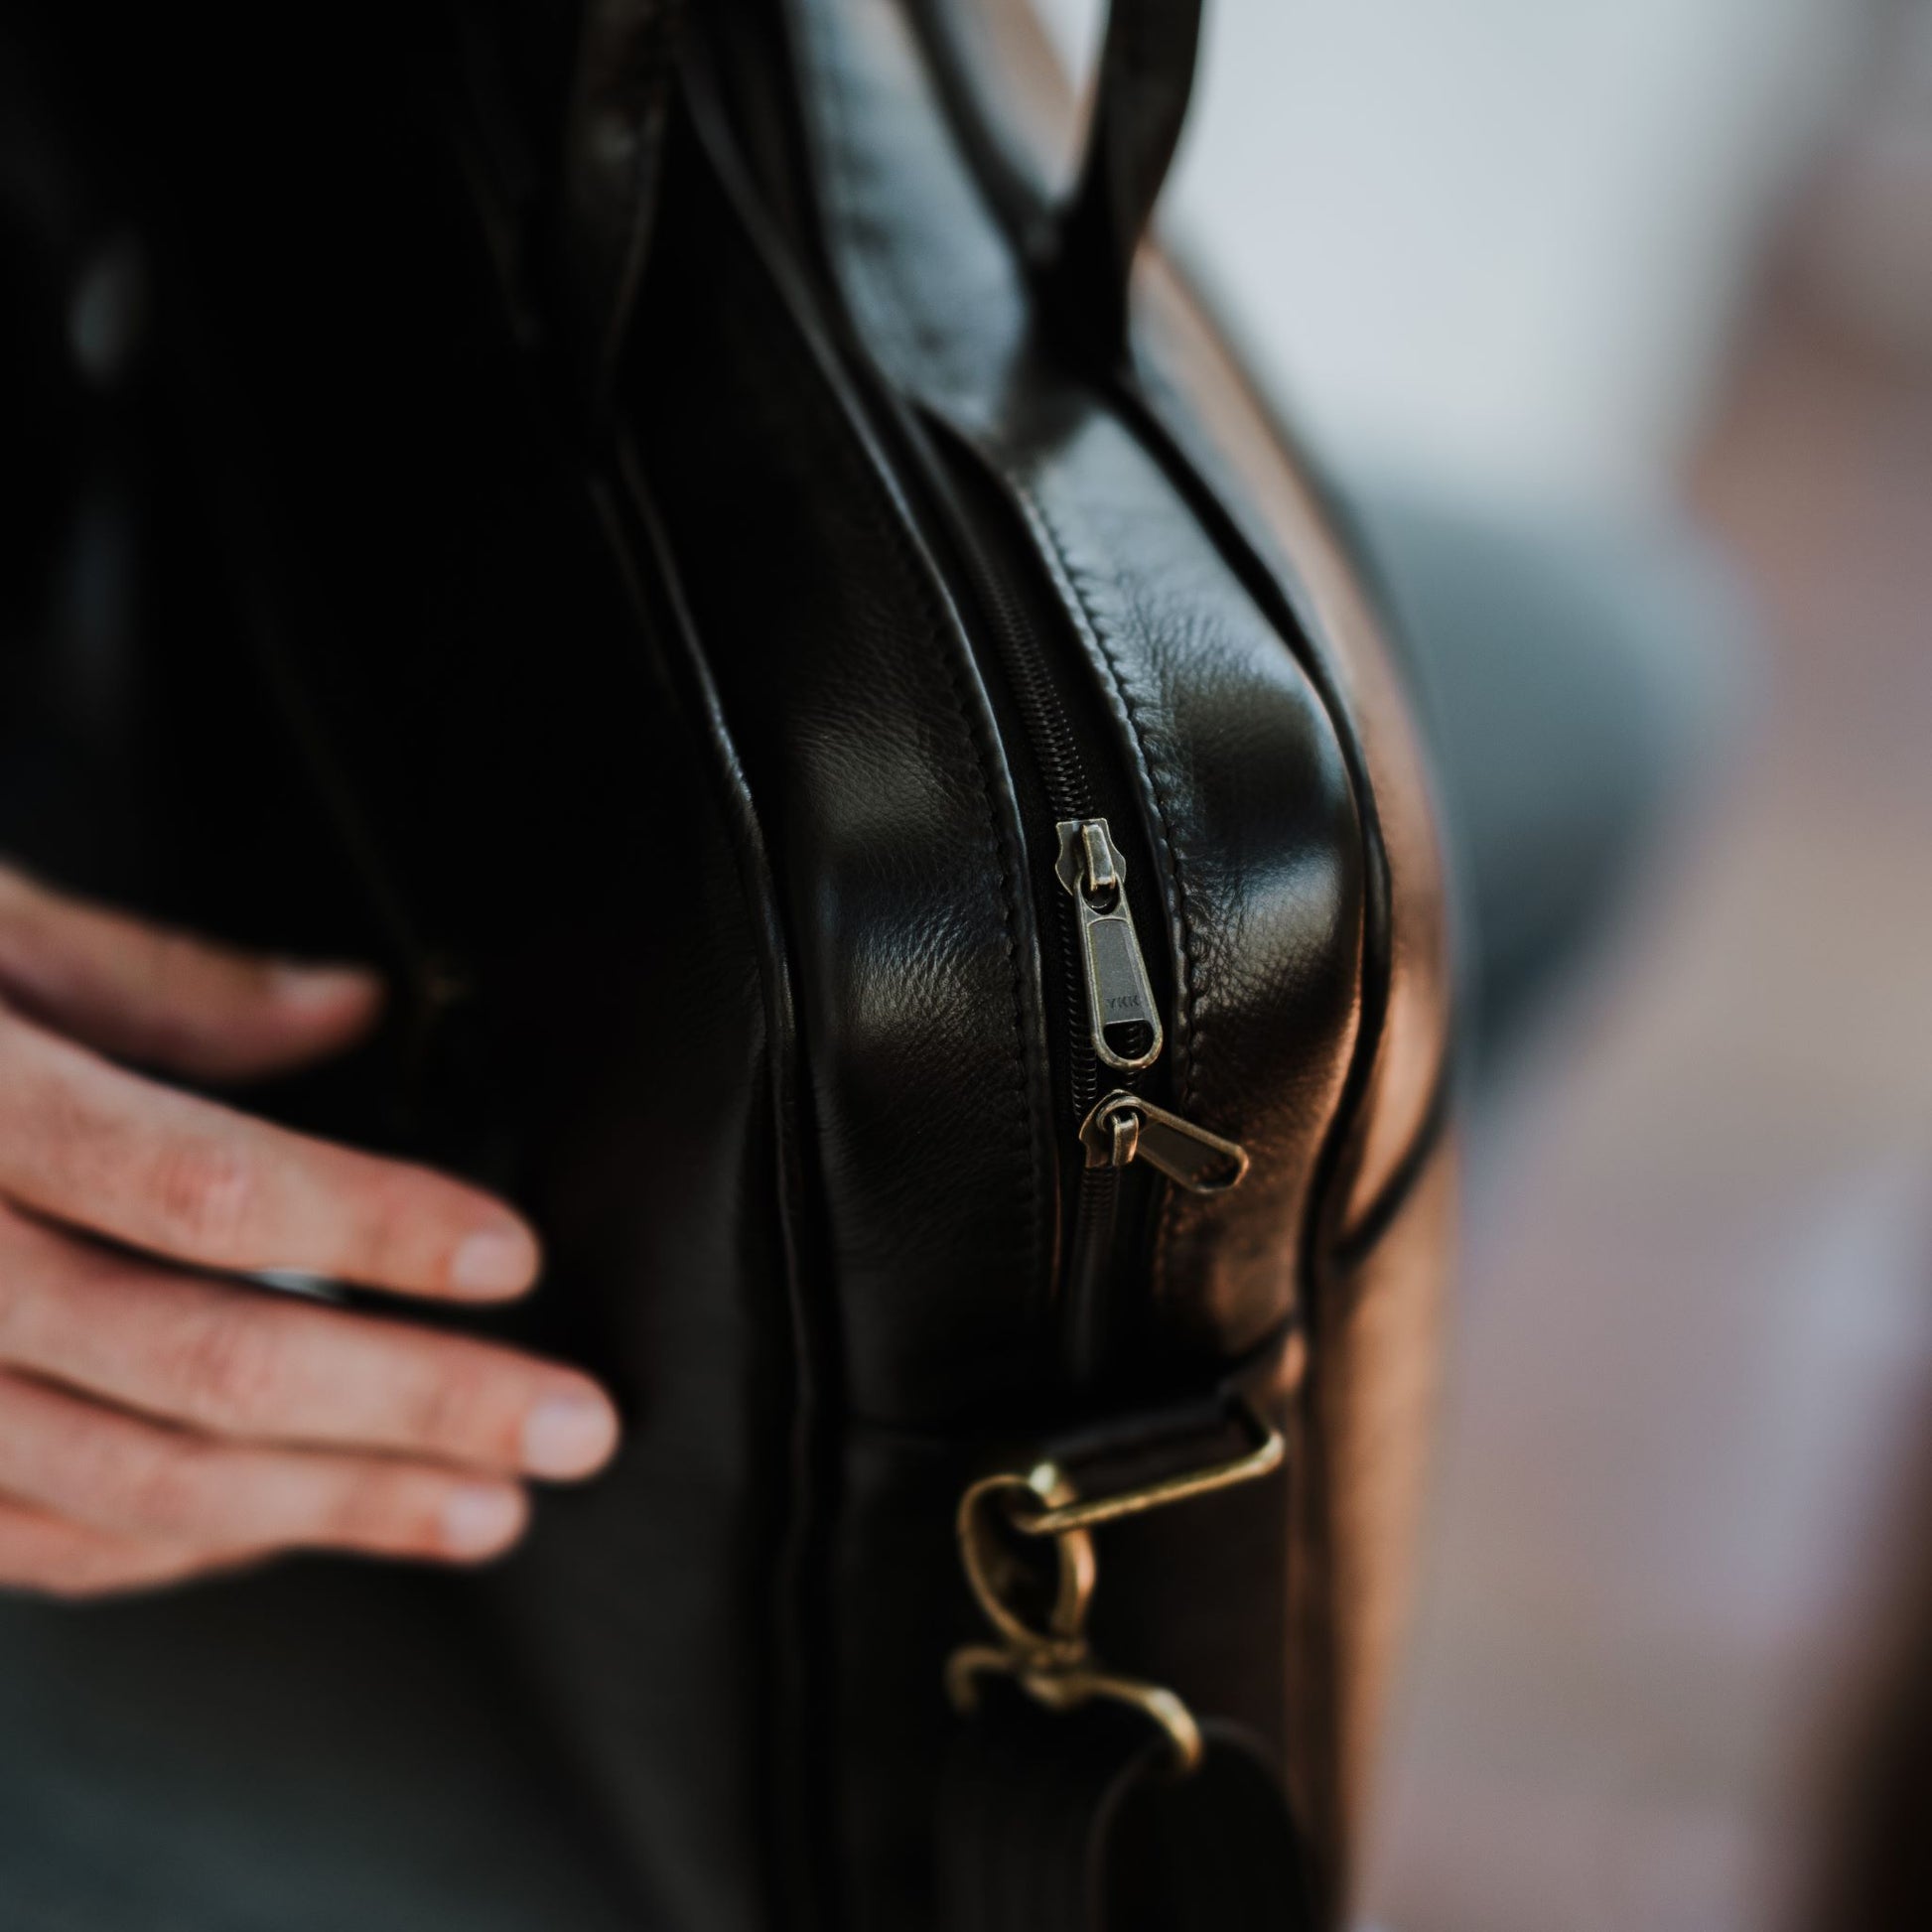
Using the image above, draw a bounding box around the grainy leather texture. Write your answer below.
[0,3,1451,1928]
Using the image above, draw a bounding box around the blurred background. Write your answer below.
[1038,0,1932,1926]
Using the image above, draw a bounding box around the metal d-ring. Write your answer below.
[948,1459,1206,1774]
[955,1464,1095,1660]
[945,1397,1287,1777]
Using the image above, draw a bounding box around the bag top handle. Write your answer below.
[552,0,1205,391]
[1043,0,1205,365]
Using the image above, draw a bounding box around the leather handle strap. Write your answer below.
[555,0,1199,388]
[941,1694,1314,1932]
[1043,0,1205,364]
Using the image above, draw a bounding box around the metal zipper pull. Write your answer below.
[1055,818,1163,1073]
[1078,1090,1250,1195]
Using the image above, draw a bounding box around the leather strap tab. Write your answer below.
[941,1691,1314,1932]
[1045,0,1204,364]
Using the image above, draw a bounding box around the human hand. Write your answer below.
[0,863,619,1598]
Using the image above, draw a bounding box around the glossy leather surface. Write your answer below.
[638,128,1058,1427]
[773,0,1365,1387]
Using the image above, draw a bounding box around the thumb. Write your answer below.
[0,864,383,1082]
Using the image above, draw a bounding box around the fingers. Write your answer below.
[0,865,611,1603]
[0,1496,244,1601]
[0,1007,540,1300]
[0,862,381,1082]
[0,1206,618,1478]
[0,1371,532,1564]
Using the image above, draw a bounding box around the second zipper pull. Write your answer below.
[1055,817,1163,1073]
[1078,1091,1250,1195]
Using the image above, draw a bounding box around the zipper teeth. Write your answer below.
[986,548,1116,1372]
[964,519,1095,827]
[930,431,1142,1384]
[943,490,1106,1122]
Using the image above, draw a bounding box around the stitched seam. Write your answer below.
[1008,476,1206,1107]
[1121,357,1394,1329]
[1007,475,1209,1311]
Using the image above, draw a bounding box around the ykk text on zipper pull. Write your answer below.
[1054,818,1163,1073]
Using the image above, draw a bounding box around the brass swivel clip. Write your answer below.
[943,1400,1285,1776]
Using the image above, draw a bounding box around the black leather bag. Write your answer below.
[1,1,1451,1926]
[512,3,1454,1924]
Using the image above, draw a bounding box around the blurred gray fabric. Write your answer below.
[0,1564,636,1931]
[1348,486,1749,1069]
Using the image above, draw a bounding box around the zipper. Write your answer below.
[1054,815,1161,1074]
[1077,1090,1250,1194]
[676,24,1235,1374]
[917,420,1249,1379]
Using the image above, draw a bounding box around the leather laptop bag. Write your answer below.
[497,2,1457,1923]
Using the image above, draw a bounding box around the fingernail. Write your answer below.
[441,1483,527,1559]
[268,961,383,1015]
[449,1223,540,1299]
[521,1390,621,1479]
